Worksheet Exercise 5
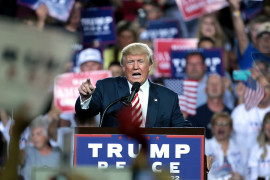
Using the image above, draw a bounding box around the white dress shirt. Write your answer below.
[127,80,150,127]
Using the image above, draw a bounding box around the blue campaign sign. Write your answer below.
[170,48,224,78]
[140,18,181,41]
[74,134,204,180]
[17,0,75,22]
[80,7,116,46]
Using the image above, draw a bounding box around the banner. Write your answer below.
[154,38,198,77]
[171,48,224,78]
[175,0,228,21]
[140,19,181,41]
[54,71,111,113]
[81,7,116,46]
[17,0,75,22]
[0,18,76,118]
[74,134,204,180]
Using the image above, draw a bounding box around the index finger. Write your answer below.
[86,78,91,85]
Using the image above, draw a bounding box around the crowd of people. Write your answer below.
[0,0,270,179]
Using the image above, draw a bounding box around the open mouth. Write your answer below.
[217,130,225,136]
[132,73,141,78]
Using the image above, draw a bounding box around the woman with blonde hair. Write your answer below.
[196,13,227,48]
[248,112,270,179]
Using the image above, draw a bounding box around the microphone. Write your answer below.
[127,82,141,105]
[99,95,129,127]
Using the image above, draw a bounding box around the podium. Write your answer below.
[74,127,205,180]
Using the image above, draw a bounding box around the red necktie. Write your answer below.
[131,93,143,127]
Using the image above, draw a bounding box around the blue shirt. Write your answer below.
[237,41,270,69]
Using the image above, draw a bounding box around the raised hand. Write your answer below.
[227,0,241,11]
[78,78,95,102]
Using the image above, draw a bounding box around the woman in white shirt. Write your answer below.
[206,112,246,180]
[248,112,270,180]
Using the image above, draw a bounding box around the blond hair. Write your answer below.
[211,112,233,129]
[121,42,154,66]
[257,112,270,159]
[196,14,226,48]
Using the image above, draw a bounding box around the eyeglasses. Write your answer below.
[215,121,230,126]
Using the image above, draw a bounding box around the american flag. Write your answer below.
[244,76,265,111]
[164,78,199,115]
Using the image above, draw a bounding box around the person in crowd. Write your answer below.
[47,103,96,166]
[47,104,77,148]
[197,37,216,49]
[196,14,227,48]
[141,1,164,22]
[76,42,191,127]
[187,74,232,139]
[206,112,246,180]
[20,116,61,180]
[75,48,104,125]
[248,112,270,179]
[103,20,138,69]
[251,59,270,80]
[185,51,235,109]
[227,0,270,70]
[108,61,124,77]
[232,75,270,158]
[246,15,269,47]
[196,13,233,72]
[64,0,82,33]
[233,59,270,106]
[76,48,104,72]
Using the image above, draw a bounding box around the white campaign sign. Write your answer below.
[0,19,77,118]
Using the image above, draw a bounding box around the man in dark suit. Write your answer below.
[75,43,190,127]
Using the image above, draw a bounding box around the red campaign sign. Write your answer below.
[175,0,228,21]
[154,38,198,77]
[54,71,111,113]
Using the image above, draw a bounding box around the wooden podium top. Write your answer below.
[75,127,205,136]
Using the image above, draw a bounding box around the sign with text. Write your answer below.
[0,19,76,118]
[74,133,204,180]
[54,71,111,113]
[175,0,228,21]
[81,7,116,46]
[140,19,181,41]
[154,38,198,77]
[171,48,224,78]
[17,0,75,22]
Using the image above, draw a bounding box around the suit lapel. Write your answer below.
[117,77,130,98]
[146,82,159,127]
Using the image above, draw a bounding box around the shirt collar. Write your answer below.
[127,79,149,93]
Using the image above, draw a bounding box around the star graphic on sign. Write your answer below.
[118,136,122,140]
[156,136,160,140]
[146,136,150,140]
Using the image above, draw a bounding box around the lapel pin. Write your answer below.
[154,98,158,102]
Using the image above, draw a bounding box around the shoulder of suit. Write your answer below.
[98,76,125,84]
[150,82,177,96]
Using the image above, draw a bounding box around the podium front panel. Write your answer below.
[74,127,205,180]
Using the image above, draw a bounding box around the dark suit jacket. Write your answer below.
[75,77,191,127]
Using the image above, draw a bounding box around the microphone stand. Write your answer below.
[99,95,130,127]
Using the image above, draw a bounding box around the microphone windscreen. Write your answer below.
[131,82,141,92]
